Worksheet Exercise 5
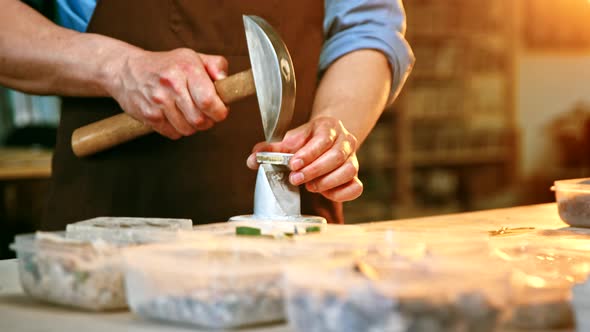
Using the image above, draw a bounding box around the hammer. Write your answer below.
[71,15,296,157]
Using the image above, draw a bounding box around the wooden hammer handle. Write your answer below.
[71,69,255,157]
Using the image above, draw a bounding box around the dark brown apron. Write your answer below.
[42,0,343,230]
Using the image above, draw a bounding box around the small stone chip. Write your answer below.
[305,226,321,233]
[236,226,262,236]
[256,152,293,166]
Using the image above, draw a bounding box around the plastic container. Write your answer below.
[492,244,590,329]
[123,238,349,329]
[572,279,590,332]
[508,270,575,330]
[192,220,364,239]
[65,217,193,244]
[293,230,491,262]
[10,232,126,311]
[284,256,510,332]
[552,178,590,227]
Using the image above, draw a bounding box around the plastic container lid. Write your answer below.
[65,217,193,244]
[193,220,363,239]
[551,177,590,193]
[293,230,491,262]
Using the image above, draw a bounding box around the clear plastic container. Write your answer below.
[572,279,590,332]
[508,270,575,330]
[10,232,126,311]
[123,238,348,329]
[192,220,363,239]
[552,177,590,227]
[284,256,510,332]
[491,244,590,329]
[65,217,193,244]
[293,230,491,262]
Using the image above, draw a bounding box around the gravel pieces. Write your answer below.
[286,282,500,332]
[135,275,284,328]
[13,233,126,311]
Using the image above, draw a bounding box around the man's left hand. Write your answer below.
[247,116,363,202]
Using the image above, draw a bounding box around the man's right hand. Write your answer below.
[0,1,228,139]
[108,48,229,140]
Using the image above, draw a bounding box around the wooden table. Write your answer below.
[0,148,52,180]
[0,148,53,259]
[0,204,578,332]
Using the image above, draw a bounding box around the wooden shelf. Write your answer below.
[407,73,463,81]
[411,148,511,166]
[408,30,507,41]
[407,30,469,40]
[408,112,467,121]
[353,1,518,218]
[0,149,52,180]
[360,148,510,171]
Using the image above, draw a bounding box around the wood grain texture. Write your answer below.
[71,113,153,157]
[71,69,255,157]
[0,149,52,180]
[215,69,255,104]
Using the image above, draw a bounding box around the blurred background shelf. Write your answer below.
[2,0,590,230]
[411,149,511,166]
[0,87,58,259]
[346,0,519,222]
[0,148,52,180]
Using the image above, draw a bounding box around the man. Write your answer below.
[0,0,414,228]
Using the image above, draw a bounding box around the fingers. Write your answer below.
[249,125,312,170]
[114,48,235,140]
[289,131,336,174]
[187,68,229,123]
[305,156,359,193]
[246,141,285,169]
[320,177,364,202]
[147,84,195,137]
[281,124,314,152]
[290,135,355,185]
[140,107,181,140]
[151,120,183,140]
[120,96,178,140]
[200,54,229,80]
[164,104,198,136]
[196,54,230,122]
[245,115,364,203]
[175,83,214,131]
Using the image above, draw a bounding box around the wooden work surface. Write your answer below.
[364,203,568,233]
[0,148,52,180]
[0,203,579,332]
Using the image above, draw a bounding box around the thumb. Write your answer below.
[200,54,228,80]
[246,141,284,170]
[246,124,312,170]
[280,123,313,152]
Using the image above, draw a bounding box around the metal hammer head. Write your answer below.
[243,15,296,143]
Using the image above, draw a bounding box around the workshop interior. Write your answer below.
[2,1,590,248]
[4,1,590,331]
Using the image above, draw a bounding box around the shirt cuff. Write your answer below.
[319,26,415,106]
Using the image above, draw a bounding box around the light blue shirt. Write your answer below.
[55,0,414,103]
[55,0,96,33]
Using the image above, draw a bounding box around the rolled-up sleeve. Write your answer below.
[321,0,415,104]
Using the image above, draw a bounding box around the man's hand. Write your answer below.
[247,117,363,202]
[0,1,230,139]
[109,48,229,140]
